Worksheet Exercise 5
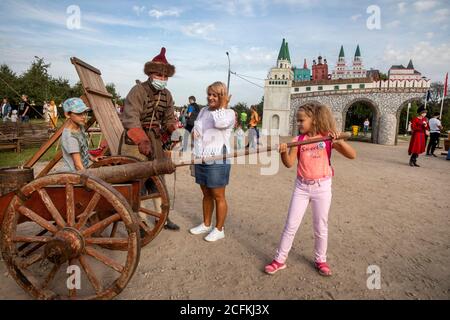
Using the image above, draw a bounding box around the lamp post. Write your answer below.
[404,102,411,136]
[226,52,230,92]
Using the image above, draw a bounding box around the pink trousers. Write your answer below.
[274,177,332,264]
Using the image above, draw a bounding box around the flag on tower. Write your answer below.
[439,72,448,119]
[444,72,448,97]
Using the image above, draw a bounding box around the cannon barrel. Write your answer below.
[81,158,176,184]
[81,132,351,184]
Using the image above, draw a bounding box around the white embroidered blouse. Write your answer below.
[193,107,236,158]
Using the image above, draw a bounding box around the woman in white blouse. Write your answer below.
[189,82,235,242]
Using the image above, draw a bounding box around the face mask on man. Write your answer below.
[151,78,167,91]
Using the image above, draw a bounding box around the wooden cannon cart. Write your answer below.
[0,57,173,300]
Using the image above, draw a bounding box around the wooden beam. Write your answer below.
[85,87,113,99]
[24,123,67,168]
[70,57,101,75]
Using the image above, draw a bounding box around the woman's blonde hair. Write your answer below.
[207,81,229,107]
[297,102,336,135]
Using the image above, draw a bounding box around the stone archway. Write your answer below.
[395,97,423,145]
[342,98,381,143]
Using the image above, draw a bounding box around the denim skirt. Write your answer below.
[194,161,231,188]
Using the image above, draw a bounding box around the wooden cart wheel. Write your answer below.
[0,173,140,300]
[89,156,169,249]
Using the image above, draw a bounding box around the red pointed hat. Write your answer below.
[144,47,175,77]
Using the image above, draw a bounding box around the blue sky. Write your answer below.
[0,0,449,106]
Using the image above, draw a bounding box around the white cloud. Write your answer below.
[132,5,146,16]
[351,14,362,21]
[181,23,216,41]
[386,20,400,28]
[149,8,182,19]
[234,46,276,65]
[273,0,319,5]
[203,0,269,17]
[435,8,450,22]
[398,2,406,14]
[426,32,434,39]
[413,0,438,12]
[383,41,450,81]
[83,14,149,28]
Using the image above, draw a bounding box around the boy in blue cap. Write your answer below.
[61,97,100,172]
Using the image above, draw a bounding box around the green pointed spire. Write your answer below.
[339,45,345,58]
[354,44,361,57]
[285,42,291,62]
[277,38,291,63]
[407,59,414,69]
[278,38,286,61]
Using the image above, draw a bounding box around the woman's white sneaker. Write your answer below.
[204,228,225,242]
[189,223,214,235]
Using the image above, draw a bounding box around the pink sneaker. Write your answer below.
[264,260,286,275]
[315,261,332,277]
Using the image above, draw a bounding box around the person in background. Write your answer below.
[408,105,428,167]
[179,107,186,127]
[10,109,18,122]
[248,105,261,146]
[240,110,247,129]
[19,94,30,123]
[48,100,59,129]
[426,112,443,157]
[1,98,12,122]
[363,118,370,136]
[235,123,245,150]
[183,96,200,152]
[43,101,50,124]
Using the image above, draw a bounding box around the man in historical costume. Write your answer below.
[121,47,180,231]
[408,105,429,167]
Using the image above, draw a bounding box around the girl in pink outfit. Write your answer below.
[265,102,356,276]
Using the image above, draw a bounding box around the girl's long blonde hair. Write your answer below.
[297,102,337,135]
[207,81,229,108]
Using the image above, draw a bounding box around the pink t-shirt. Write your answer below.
[296,134,333,180]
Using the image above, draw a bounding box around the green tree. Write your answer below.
[0,64,20,105]
[379,73,388,80]
[69,81,84,98]
[48,77,72,104]
[345,102,374,131]
[1,59,126,116]
[18,56,52,105]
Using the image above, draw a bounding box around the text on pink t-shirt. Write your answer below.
[296,134,333,180]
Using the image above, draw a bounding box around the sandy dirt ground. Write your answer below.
[0,138,449,300]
